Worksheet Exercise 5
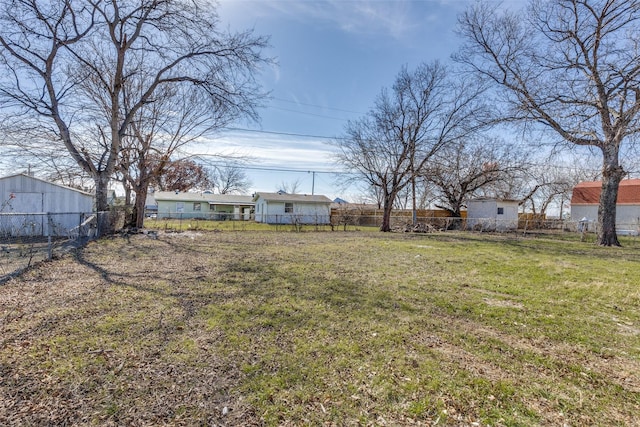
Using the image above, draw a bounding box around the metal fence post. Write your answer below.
[47,212,52,260]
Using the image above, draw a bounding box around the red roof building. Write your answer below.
[571,179,640,232]
[571,179,640,205]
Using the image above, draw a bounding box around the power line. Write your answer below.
[182,151,607,180]
[189,156,353,175]
[268,106,349,121]
[270,96,364,115]
[222,127,339,140]
[217,128,606,173]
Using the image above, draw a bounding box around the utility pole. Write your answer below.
[309,171,315,195]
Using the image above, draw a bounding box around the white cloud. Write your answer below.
[186,130,339,172]
[221,0,430,41]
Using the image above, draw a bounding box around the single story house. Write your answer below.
[253,191,332,224]
[144,192,158,217]
[0,173,94,236]
[154,191,254,220]
[466,198,519,231]
[571,179,640,232]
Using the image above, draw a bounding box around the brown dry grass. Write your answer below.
[1,232,259,426]
[1,230,639,426]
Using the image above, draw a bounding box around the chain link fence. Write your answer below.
[147,212,333,232]
[0,211,120,282]
[5,210,639,280]
[146,210,640,237]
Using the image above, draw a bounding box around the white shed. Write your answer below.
[466,198,519,231]
[0,173,94,236]
[253,192,332,224]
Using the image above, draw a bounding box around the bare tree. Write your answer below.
[515,162,600,216]
[355,184,384,208]
[334,62,487,231]
[116,82,234,228]
[278,179,302,194]
[0,134,95,192]
[457,0,640,245]
[210,162,252,194]
[424,136,526,218]
[0,0,269,221]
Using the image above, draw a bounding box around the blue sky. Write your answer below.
[192,0,481,200]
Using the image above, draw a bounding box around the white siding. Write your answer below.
[0,174,93,213]
[571,204,640,232]
[570,205,597,232]
[467,199,519,231]
[0,174,93,236]
[617,206,640,230]
[253,196,330,224]
[154,192,254,219]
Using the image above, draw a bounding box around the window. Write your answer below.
[497,207,504,215]
[176,202,184,213]
[285,202,293,213]
[210,204,216,211]
[193,202,201,211]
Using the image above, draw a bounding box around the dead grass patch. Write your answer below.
[1,231,639,426]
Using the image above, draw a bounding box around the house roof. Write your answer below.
[571,179,640,205]
[253,192,332,204]
[467,198,520,204]
[153,191,254,205]
[0,173,93,197]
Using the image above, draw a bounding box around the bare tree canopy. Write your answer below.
[0,0,270,218]
[278,179,303,195]
[209,162,252,195]
[117,83,235,228]
[424,137,526,218]
[456,0,640,245]
[334,61,487,231]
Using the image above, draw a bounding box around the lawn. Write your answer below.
[1,230,639,426]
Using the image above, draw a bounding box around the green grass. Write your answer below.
[1,231,639,425]
[144,217,380,232]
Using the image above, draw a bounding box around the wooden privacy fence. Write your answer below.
[330,208,569,231]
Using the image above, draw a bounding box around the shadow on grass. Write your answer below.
[72,243,224,324]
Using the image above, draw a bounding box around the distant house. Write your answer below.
[0,173,94,236]
[571,179,640,232]
[466,198,519,231]
[154,191,254,220]
[144,191,158,217]
[253,192,332,224]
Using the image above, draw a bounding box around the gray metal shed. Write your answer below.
[0,173,94,236]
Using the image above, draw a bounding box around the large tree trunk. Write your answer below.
[95,173,111,212]
[134,182,149,229]
[128,160,153,229]
[123,180,132,207]
[597,147,625,246]
[411,176,417,226]
[380,191,395,232]
[94,172,112,236]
